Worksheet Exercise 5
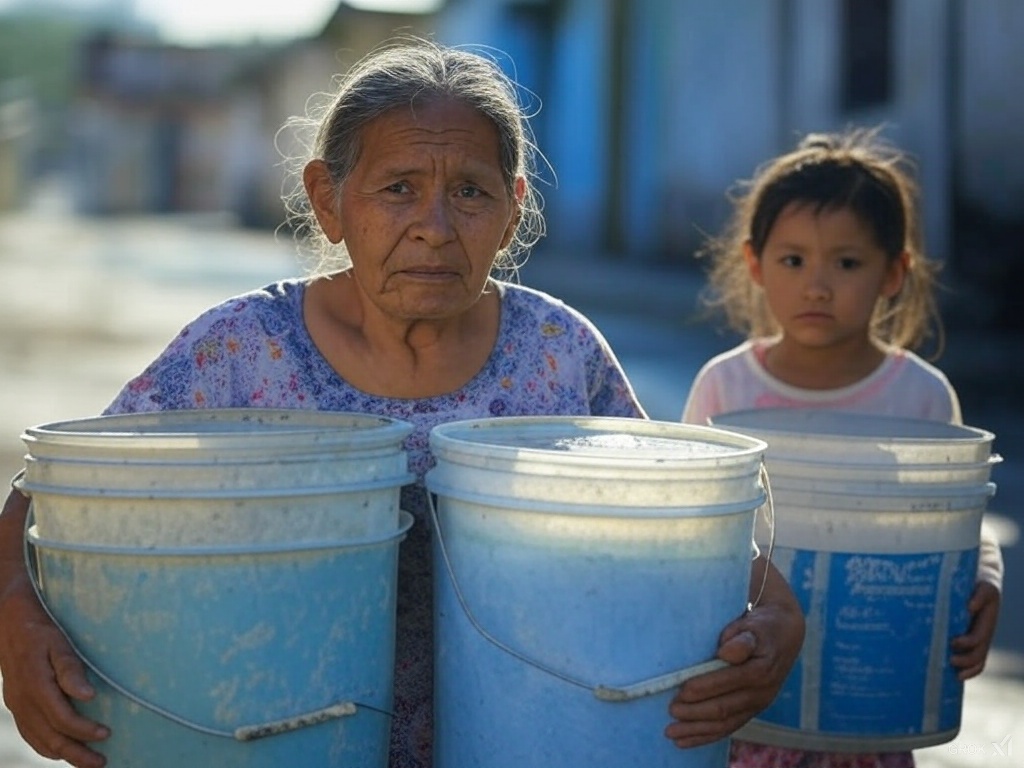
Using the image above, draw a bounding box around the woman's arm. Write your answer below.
[0,488,110,768]
[664,556,804,748]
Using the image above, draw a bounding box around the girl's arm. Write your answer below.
[951,521,1004,679]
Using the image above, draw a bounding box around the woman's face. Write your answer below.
[308,98,522,323]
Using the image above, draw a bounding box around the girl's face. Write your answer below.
[745,202,906,351]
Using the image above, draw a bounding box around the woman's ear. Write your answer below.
[303,160,344,244]
[882,250,910,299]
[743,240,764,286]
[498,176,527,251]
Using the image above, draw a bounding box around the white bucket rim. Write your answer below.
[21,452,409,469]
[21,408,414,454]
[710,408,994,446]
[426,472,767,518]
[769,481,996,511]
[16,472,415,500]
[766,454,1001,474]
[429,415,768,469]
[736,718,960,753]
[26,511,414,557]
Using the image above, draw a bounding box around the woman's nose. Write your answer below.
[409,190,456,245]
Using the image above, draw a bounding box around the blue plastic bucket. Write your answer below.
[28,516,412,767]
[425,416,768,768]
[17,408,415,767]
[709,409,998,752]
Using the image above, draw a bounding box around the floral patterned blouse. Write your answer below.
[104,277,645,767]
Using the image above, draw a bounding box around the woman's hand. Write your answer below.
[950,580,1001,681]
[664,556,804,748]
[0,489,110,768]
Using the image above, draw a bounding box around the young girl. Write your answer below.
[682,127,1004,768]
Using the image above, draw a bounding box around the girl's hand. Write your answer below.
[950,580,1001,680]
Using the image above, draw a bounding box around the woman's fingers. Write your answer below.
[50,643,98,703]
[1,606,109,766]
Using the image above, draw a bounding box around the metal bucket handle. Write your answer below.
[21,504,396,741]
[748,463,776,612]
[429,468,776,703]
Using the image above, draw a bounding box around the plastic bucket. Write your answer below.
[425,416,768,768]
[709,408,997,752]
[18,409,414,546]
[28,515,412,768]
[17,408,416,767]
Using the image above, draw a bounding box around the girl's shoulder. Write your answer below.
[879,346,961,421]
[693,339,762,378]
[885,346,956,387]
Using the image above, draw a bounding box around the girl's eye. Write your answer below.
[780,254,802,268]
[839,257,861,270]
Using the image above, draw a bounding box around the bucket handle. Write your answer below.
[747,463,776,613]
[428,490,776,703]
[599,467,776,702]
[21,505,385,741]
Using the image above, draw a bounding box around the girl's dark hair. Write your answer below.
[699,126,943,353]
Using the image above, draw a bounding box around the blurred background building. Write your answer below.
[0,0,1021,329]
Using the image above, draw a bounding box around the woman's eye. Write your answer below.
[384,181,410,194]
[455,185,485,199]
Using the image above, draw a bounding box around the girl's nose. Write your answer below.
[803,265,832,300]
[409,190,456,246]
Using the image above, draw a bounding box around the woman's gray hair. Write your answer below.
[280,36,546,276]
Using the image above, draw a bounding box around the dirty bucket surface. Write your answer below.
[28,514,413,768]
[427,416,767,767]
[19,408,415,767]
[711,408,996,752]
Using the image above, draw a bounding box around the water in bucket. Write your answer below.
[18,408,415,768]
[709,408,998,752]
[426,416,768,768]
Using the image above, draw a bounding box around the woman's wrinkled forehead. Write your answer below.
[366,97,517,192]
[355,99,504,168]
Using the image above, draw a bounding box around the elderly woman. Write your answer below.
[0,38,803,768]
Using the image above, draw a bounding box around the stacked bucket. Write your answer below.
[426,415,769,767]
[710,408,999,753]
[18,408,414,768]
